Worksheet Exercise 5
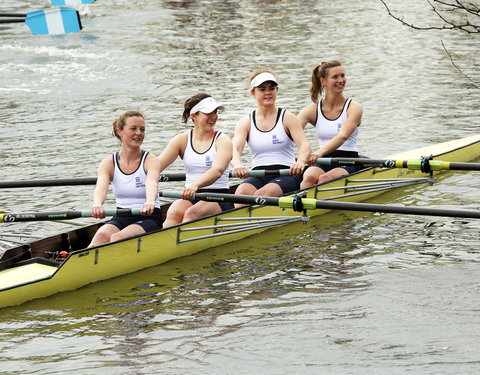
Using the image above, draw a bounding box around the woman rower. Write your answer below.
[89,111,163,247]
[231,69,311,201]
[299,60,363,188]
[158,93,233,227]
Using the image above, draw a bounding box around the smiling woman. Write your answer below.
[88,111,163,247]
[156,93,234,227]
[298,60,363,188]
[231,69,311,204]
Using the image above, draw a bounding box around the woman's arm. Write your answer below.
[231,116,250,178]
[284,111,311,175]
[297,103,317,129]
[91,156,114,218]
[157,133,187,171]
[142,153,161,215]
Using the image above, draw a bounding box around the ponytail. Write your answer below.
[309,60,342,103]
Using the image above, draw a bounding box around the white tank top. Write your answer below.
[112,151,160,209]
[315,98,359,152]
[183,129,230,189]
[247,108,296,168]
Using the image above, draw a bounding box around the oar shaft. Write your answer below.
[447,162,480,171]
[309,200,480,219]
[316,157,480,171]
[0,177,97,189]
[0,208,140,223]
[160,191,480,220]
[0,19,25,24]
[0,13,26,17]
[0,169,291,189]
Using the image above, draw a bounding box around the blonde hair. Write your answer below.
[112,110,144,139]
[248,69,277,87]
[310,60,342,102]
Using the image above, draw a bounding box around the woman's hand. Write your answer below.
[232,164,248,179]
[307,151,322,165]
[182,184,199,200]
[140,201,155,216]
[91,204,105,219]
[289,161,306,176]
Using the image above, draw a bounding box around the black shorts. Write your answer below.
[191,188,235,212]
[242,165,301,194]
[107,207,163,233]
[312,150,360,174]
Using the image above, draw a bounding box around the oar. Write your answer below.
[315,157,480,173]
[0,7,82,35]
[51,0,95,5]
[0,208,141,223]
[0,169,291,189]
[159,191,480,220]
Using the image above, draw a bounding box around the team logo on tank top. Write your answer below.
[205,155,212,167]
[272,134,284,145]
[135,177,145,188]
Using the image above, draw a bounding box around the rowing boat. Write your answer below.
[1,134,479,308]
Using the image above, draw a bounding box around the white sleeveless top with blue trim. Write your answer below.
[183,129,230,189]
[315,98,359,152]
[111,150,160,209]
[247,108,296,168]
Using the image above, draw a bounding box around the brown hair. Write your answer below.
[182,93,212,124]
[112,110,144,139]
[310,60,342,102]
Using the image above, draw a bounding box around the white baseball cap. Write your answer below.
[250,72,278,90]
[189,97,224,117]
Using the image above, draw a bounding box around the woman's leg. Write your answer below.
[300,166,325,189]
[182,201,223,222]
[316,167,349,184]
[110,224,145,242]
[89,223,120,247]
[255,182,283,197]
[163,200,193,228]
[233,182,258,207]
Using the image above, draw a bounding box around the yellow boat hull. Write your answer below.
[1,134,480,308]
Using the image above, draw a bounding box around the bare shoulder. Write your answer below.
[283,110,302,126]
[145,150,158,159]
[99,154,114,168]
[217,132,233,146]
[235,115,250,129]
[169,132,189,148]
[348,99,363,112]
[297,103,317,126]
[97,154,114,177]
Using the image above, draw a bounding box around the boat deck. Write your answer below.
[0,259,58,290]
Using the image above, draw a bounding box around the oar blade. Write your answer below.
[25,7,82,35]
[51,0,96,5]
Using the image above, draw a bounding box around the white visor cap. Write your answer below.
[189,97,224,117]
[250,72,278,90]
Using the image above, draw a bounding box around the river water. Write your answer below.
[1,0,480,374]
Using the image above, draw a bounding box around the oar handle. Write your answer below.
[0,208,141,223]
[229,169,290,178]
